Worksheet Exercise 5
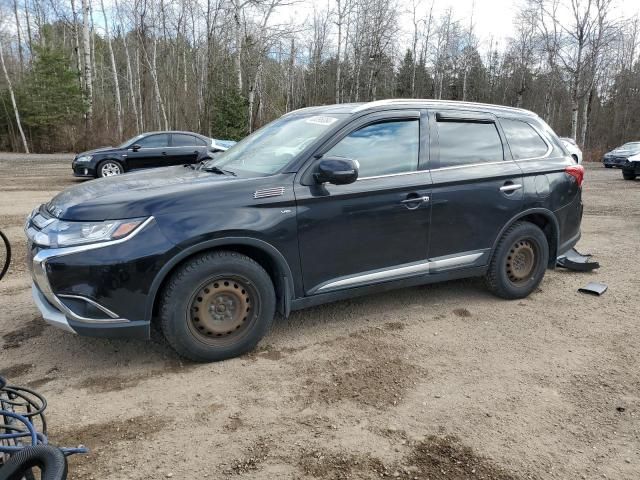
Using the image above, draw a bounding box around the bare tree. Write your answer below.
[0,37,29,153]
[100,0,123,137]
[81,0,93,129]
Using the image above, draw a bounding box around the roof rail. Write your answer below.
[352,98,533,115]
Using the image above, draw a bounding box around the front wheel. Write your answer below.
[485,221,549,299]
[159,251,276,362]
[97,160,123,177]
[604,164,613,169]
[623,170,636,180]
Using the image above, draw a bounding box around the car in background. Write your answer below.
[72,131,235,178]
[560,137,582,164]
[622,152,640,180]
[212,139,237,151]
[602,141,640,168]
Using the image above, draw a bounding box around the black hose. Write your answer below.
[0,445,67,480]
[0,230,10,282]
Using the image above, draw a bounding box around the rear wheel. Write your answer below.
[623,170,636,180]
[159,251,275,362]
[485,221,549,299]
[97,160,123,178]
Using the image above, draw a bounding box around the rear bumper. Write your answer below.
[558,230,581,257]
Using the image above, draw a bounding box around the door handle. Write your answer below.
[500,183,522,193]
[401,196,430,204]
[162,151,168,155]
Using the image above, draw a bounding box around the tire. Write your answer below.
[622,170,636,180]
[604,164,613,169]
[97,160,123,178]
[0,228,10,282]
[0,445,68,480]
[485,221,549,300]
[159,251,276,362]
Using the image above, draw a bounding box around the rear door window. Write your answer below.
[435,120,503,168]
[500,118,549,159]
[172,134,204,147]
[325,119,420,178]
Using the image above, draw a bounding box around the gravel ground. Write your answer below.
[0,154,639,480]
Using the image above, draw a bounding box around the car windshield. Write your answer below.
[619,142,640,150]
[118,134,144,149]
[204,113,347,175]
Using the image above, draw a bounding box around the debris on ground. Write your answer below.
[557,247,600,271]
[578,282,608,296]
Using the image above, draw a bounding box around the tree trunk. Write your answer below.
[24,0,33,59]
[13,0,24,74]
[233,1,243,93]
[335,0,343,104]
[150,37,169,130]
[101,0,123,138]
[81,0,93,130]
[0,39,29,153]
[70,0,84,89]
[122,29,140,132]
[580,86,595,148]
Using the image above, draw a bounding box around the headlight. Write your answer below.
[75,155,93,163]
[32,217,147,247]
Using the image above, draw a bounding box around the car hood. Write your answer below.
[607,147,640,156]
[47,166,239,221]
[76,146,117,157]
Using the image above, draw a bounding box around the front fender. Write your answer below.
[145,236,296,321]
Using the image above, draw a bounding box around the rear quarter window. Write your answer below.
[500,118,550,159]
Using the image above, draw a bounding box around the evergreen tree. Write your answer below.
[396,49,415,98]
[211,87,248,140]
[18,45,85,131]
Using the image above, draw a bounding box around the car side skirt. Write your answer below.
[291,266,487,311]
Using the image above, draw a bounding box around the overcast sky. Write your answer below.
[283,0,640,53]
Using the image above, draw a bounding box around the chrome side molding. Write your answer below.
[312,250,486,294]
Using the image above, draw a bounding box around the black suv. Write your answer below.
[26,100,584,362]
[72,131,219,178]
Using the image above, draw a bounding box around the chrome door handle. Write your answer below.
[500,184,522,192]
[401,196,430,204]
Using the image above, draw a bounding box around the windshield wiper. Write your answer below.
[202,165,237,176]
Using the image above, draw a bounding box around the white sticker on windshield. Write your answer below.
[305,116,339,126]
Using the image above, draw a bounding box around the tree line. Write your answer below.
[0,0,638,156]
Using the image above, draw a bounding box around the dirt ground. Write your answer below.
[1,154,639,480]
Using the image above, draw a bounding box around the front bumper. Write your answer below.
[603,157,627,168]
[25,211,172,340]
[72,162,96,177]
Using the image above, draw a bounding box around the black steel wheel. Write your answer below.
[159,251,275,362]
[486,221,549,299]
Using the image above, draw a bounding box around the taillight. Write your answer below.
[565,164,584,187]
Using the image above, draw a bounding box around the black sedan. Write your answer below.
[602,141,640,168]
[72,131,230,178]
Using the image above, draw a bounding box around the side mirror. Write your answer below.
[130,144,141,151]
[314,157,359,185]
